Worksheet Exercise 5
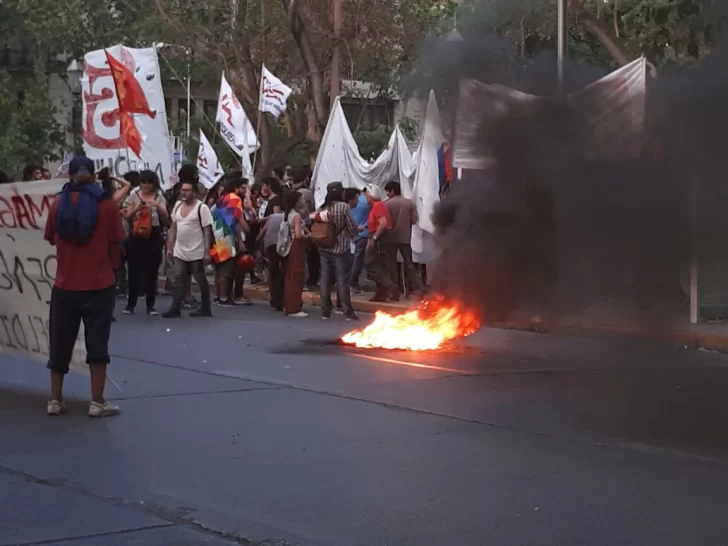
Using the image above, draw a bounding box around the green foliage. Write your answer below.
[456,0,727,69]
[399,116,420,142]
[0,71,64,179]
[0,0,151,72]
[353,125,392,162]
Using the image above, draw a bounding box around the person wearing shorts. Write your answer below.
[44,157,125,418]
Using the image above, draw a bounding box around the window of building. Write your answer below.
[341,99,396,130]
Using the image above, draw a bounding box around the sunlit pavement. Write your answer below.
[2,298,728,546]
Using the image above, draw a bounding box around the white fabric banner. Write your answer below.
[216,73,260,165]
[259,65,293,118]
[0,180,86,372]
[410,91,444,256]
[452,57,647,169]
[82,45,175,188]
[197,130,224,189]
[311,93,444,262]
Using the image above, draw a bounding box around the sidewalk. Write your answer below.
[159,275,728,352]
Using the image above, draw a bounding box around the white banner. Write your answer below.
[216,73,259,160]
[82,45,175,188]
[0,180,86,372]
[452,57,647,169]
[259,65,292,118]
[197,130,224,189]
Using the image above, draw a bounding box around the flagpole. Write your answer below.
[251,67,264,175]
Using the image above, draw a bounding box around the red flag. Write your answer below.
[104,49,156,118]
[120,113,143,157]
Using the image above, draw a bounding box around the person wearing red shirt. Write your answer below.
[363,184,397,302]
[44,157,125,418]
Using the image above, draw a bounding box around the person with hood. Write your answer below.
[44,157,125,417]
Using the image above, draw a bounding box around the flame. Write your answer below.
[341,297,482,351]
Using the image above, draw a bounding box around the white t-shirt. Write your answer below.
[172,200,213,261]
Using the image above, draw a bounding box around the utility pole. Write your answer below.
[330,0,342,110]
[557,0,567,94]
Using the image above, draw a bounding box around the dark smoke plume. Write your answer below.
[413,2,728,330]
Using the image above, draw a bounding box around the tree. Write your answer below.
[0,0,151,71]
[151,0,456,178]
[457,0,728,69]
[0,72,65,179]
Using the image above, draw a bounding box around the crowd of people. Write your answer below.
[39,156,429,416]
[105,164,428,322]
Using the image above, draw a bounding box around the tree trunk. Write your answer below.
[330,0,342,110]
[281,0,329,131]
[568,0,633,66]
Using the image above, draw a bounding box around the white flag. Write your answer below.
[197,129,224,189]
[259,65,292,118]
[216,73,259,157]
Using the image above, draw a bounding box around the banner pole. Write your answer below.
[251,110,262,174]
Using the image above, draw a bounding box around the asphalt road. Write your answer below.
[2,298,728,546]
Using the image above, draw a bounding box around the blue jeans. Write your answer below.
[320,251,354,316]
[350,237,367,288]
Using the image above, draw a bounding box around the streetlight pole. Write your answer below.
[557,0,567,94]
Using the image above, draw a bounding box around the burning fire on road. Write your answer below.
[340,297,481,351]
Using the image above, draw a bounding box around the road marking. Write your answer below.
[344,352,470,375]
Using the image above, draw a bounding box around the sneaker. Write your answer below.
[190,309,212,318]
[162,310,182,319]
[213,297,221,305]
[88,401,121,418]
[218,299,236,307]
[47,399,66,416]
[351,288,364,296]
[122,306,134,315]
[147,307,159,316]
[288,311,308,318]
[344,313,360,322]
[335,308,345,315]
[321,310,332,321]
[235,297,253,306]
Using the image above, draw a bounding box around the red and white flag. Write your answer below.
[215,73,259,159]
[259,65,292,118]
[197,129,224,189]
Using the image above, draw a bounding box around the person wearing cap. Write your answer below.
[44,157,125,417]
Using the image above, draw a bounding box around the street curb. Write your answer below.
[158,276,728,352]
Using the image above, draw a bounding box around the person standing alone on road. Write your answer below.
[384,181,426,300]
[163,170,214,319]
[44,157,125,417]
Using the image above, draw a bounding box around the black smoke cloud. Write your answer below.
[413,6,728,329]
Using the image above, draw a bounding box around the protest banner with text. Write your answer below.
[0,180,86,372]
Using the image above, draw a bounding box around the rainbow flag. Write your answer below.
[210,192,243,264]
